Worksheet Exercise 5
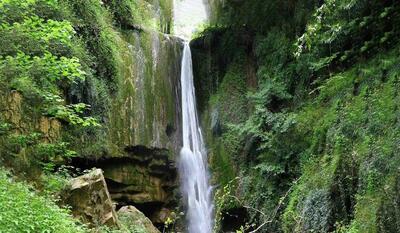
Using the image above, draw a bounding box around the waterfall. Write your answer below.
[179,42,213,233]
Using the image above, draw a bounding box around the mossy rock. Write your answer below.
[117,205,160,233]
[106,30,183,156]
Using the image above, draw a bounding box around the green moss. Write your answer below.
[105,0,173,33]
[203,101,236,186]
[66,0,123,88]
[281,47,400,232]
[210,139,236,186]
[198,58,250,186]
[104,30,181,154]
[217,62,248,124]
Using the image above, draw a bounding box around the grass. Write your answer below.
[0,168,87,233]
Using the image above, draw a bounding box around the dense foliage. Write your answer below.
[0,169,86,232]
[2,0,400,232]
[0,0,173,232]
[193,0,400,232]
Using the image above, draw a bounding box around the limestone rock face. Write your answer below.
[118,205,161,233]
[107,31,183,155]
[0,90,60,142]
[73,147,177,226]
[104,147,176,203]
[62,28,184,230]
[64,169,119,228]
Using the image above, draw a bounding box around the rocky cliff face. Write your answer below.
[71,28,183,227]
[73,146,178,226]
[107,31,183,155]
[0,0,183,229]
[0,91,61,143]
[98,29,182,226]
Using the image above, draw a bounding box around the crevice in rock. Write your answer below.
[165,124,175,137]
[71,145,178,227]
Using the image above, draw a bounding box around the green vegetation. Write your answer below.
[193,0,400,232]
[282,48,400,233]
[2,0,400,232]
[106,0,173,33]
[0,168,86,233]
[0,0,100,179]
[0,0,175,232]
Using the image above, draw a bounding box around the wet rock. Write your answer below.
[117,205,160,233]
[211,107,222,136]
[64,169,119,228]
[72,147,178,226]
[151,207,173,224]
[106,31,183,155]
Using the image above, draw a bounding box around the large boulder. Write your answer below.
[64,168,119,228]
[73,147,178,226]
[118,205,161,233]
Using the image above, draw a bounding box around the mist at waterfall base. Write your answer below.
[178,43,214,233]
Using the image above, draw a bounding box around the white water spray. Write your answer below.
[179,42,213,233]
[173,0,208,38]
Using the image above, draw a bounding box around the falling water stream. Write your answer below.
[179,42,213,233]
[173,0,212,231]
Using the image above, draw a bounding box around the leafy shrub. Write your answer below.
[0,0,66,23]
[65,0,122,90]
[0,0,100,128]
[0,53,98,127]
[0,16,75,56]
[0,168,87,233]
[295,0,400,82]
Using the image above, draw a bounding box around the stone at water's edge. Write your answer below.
[118,206,161,233]
[64,169,119,228]
[73,147,177,227]
[64,168,163,231]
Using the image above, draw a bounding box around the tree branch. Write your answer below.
[226,177,300,233]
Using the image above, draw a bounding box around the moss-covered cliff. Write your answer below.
[106,31,182,155]
[0,0,181,231]
[192,0,400,232]
[2,0,400,232]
